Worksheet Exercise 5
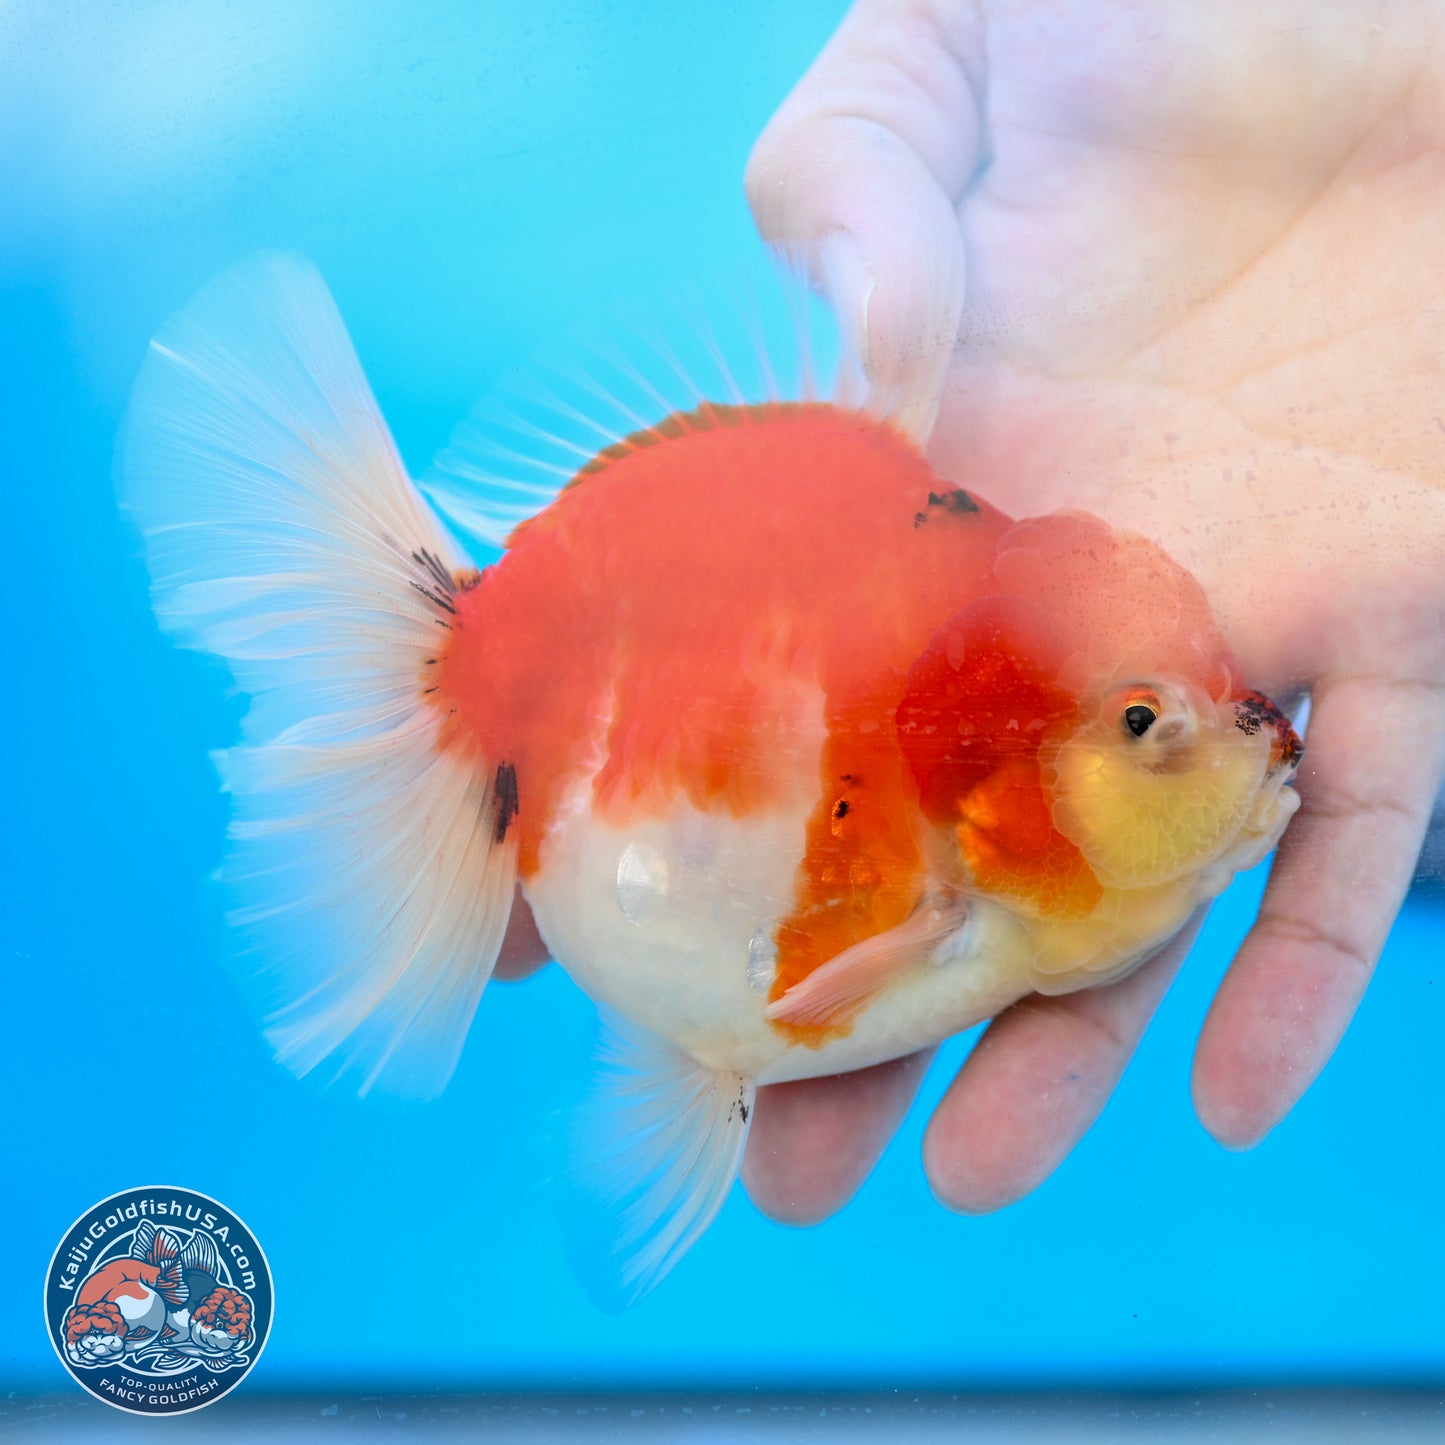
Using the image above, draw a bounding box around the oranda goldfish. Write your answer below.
[123,254,1303,1306]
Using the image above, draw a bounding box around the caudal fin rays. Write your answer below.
[122,252,517,1101]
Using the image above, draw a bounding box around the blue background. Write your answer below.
[3,0,1442,1395]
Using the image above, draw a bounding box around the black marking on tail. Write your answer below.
[413,583,456,612]
[410,547,460,615]
[493,763,519,843]
[413,547,456,595]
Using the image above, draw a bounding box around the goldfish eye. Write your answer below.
[1123,703,1158,738]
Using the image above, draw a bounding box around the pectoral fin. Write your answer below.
[765,897,968,1028]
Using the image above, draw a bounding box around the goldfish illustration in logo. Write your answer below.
[121,254,1303,1305]
[63,1221,253,1369]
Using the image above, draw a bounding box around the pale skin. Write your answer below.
[502,0,1445,1222]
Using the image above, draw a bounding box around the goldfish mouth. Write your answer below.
[1234,690,1305,773]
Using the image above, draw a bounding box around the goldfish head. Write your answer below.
[897,511,1302,921]
[1044,673,1302,898]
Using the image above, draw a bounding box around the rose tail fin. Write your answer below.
[121,252,517,1100]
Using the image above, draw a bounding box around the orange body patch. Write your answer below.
[897,593,1103,919]
[955,761,1104,918]
[432,404,1009,870]
[429,402,1116,1031]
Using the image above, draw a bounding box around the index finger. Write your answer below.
[1193,672,1445,1147]
[922,912,1203,1213]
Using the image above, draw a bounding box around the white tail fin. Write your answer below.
[122,253,517,1099]
[566,1019,754,1310]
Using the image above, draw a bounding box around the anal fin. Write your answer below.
[766,897,969,1028]
[566,1019,754,1311]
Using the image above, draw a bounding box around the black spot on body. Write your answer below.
[1233,689,1305,767]
[832,799,850,821]
[493,762,520,843]
[926,488,981,516]
[1234,691,1287,738]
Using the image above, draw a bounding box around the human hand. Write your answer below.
[740,0,1445,1220]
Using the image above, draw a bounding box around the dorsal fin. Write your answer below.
[571,401,789,481]
[419,257,845,552]
[502,401,836,545]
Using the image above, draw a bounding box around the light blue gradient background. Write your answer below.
[4,0,1442,1395]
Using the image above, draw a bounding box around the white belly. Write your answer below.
[522,772,1037,1087]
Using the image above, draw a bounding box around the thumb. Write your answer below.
[745,0,982,442]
